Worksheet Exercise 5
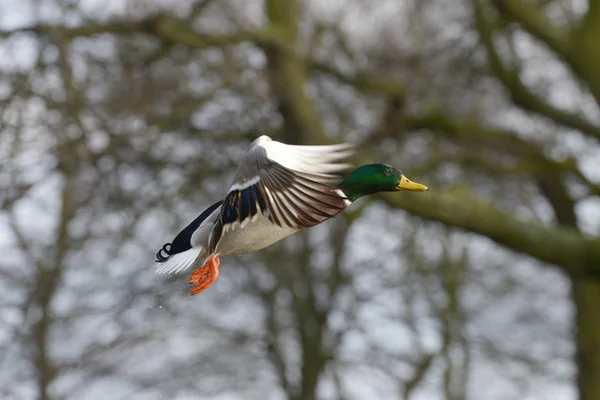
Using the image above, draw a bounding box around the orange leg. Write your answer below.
[188,256,221,295]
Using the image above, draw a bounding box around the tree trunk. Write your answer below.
[573,280,600,400]
[536,174,600,400]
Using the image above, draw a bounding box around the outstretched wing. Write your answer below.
[208,136,354,252]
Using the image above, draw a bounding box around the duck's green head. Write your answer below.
[338,163,429,202]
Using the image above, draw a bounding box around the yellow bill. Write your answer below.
[396,175,429,192]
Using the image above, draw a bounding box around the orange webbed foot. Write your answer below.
[189,256,220,295]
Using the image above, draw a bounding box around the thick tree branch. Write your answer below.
[377,188,600,277]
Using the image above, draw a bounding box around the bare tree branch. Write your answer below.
[474,0,600,141]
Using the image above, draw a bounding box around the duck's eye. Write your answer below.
[384,169,391,175]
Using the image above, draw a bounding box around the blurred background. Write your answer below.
[1,0,599,399]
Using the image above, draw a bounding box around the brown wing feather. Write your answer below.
[209,138,353,252]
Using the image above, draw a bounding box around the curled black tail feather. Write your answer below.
[154,199,223,264]
[156,243,172,262]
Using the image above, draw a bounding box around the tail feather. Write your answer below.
[155,248,204,275]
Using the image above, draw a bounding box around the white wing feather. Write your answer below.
[156,248,203,274]
[257,136,354,177]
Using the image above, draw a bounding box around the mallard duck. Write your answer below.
[155,135,428,295]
